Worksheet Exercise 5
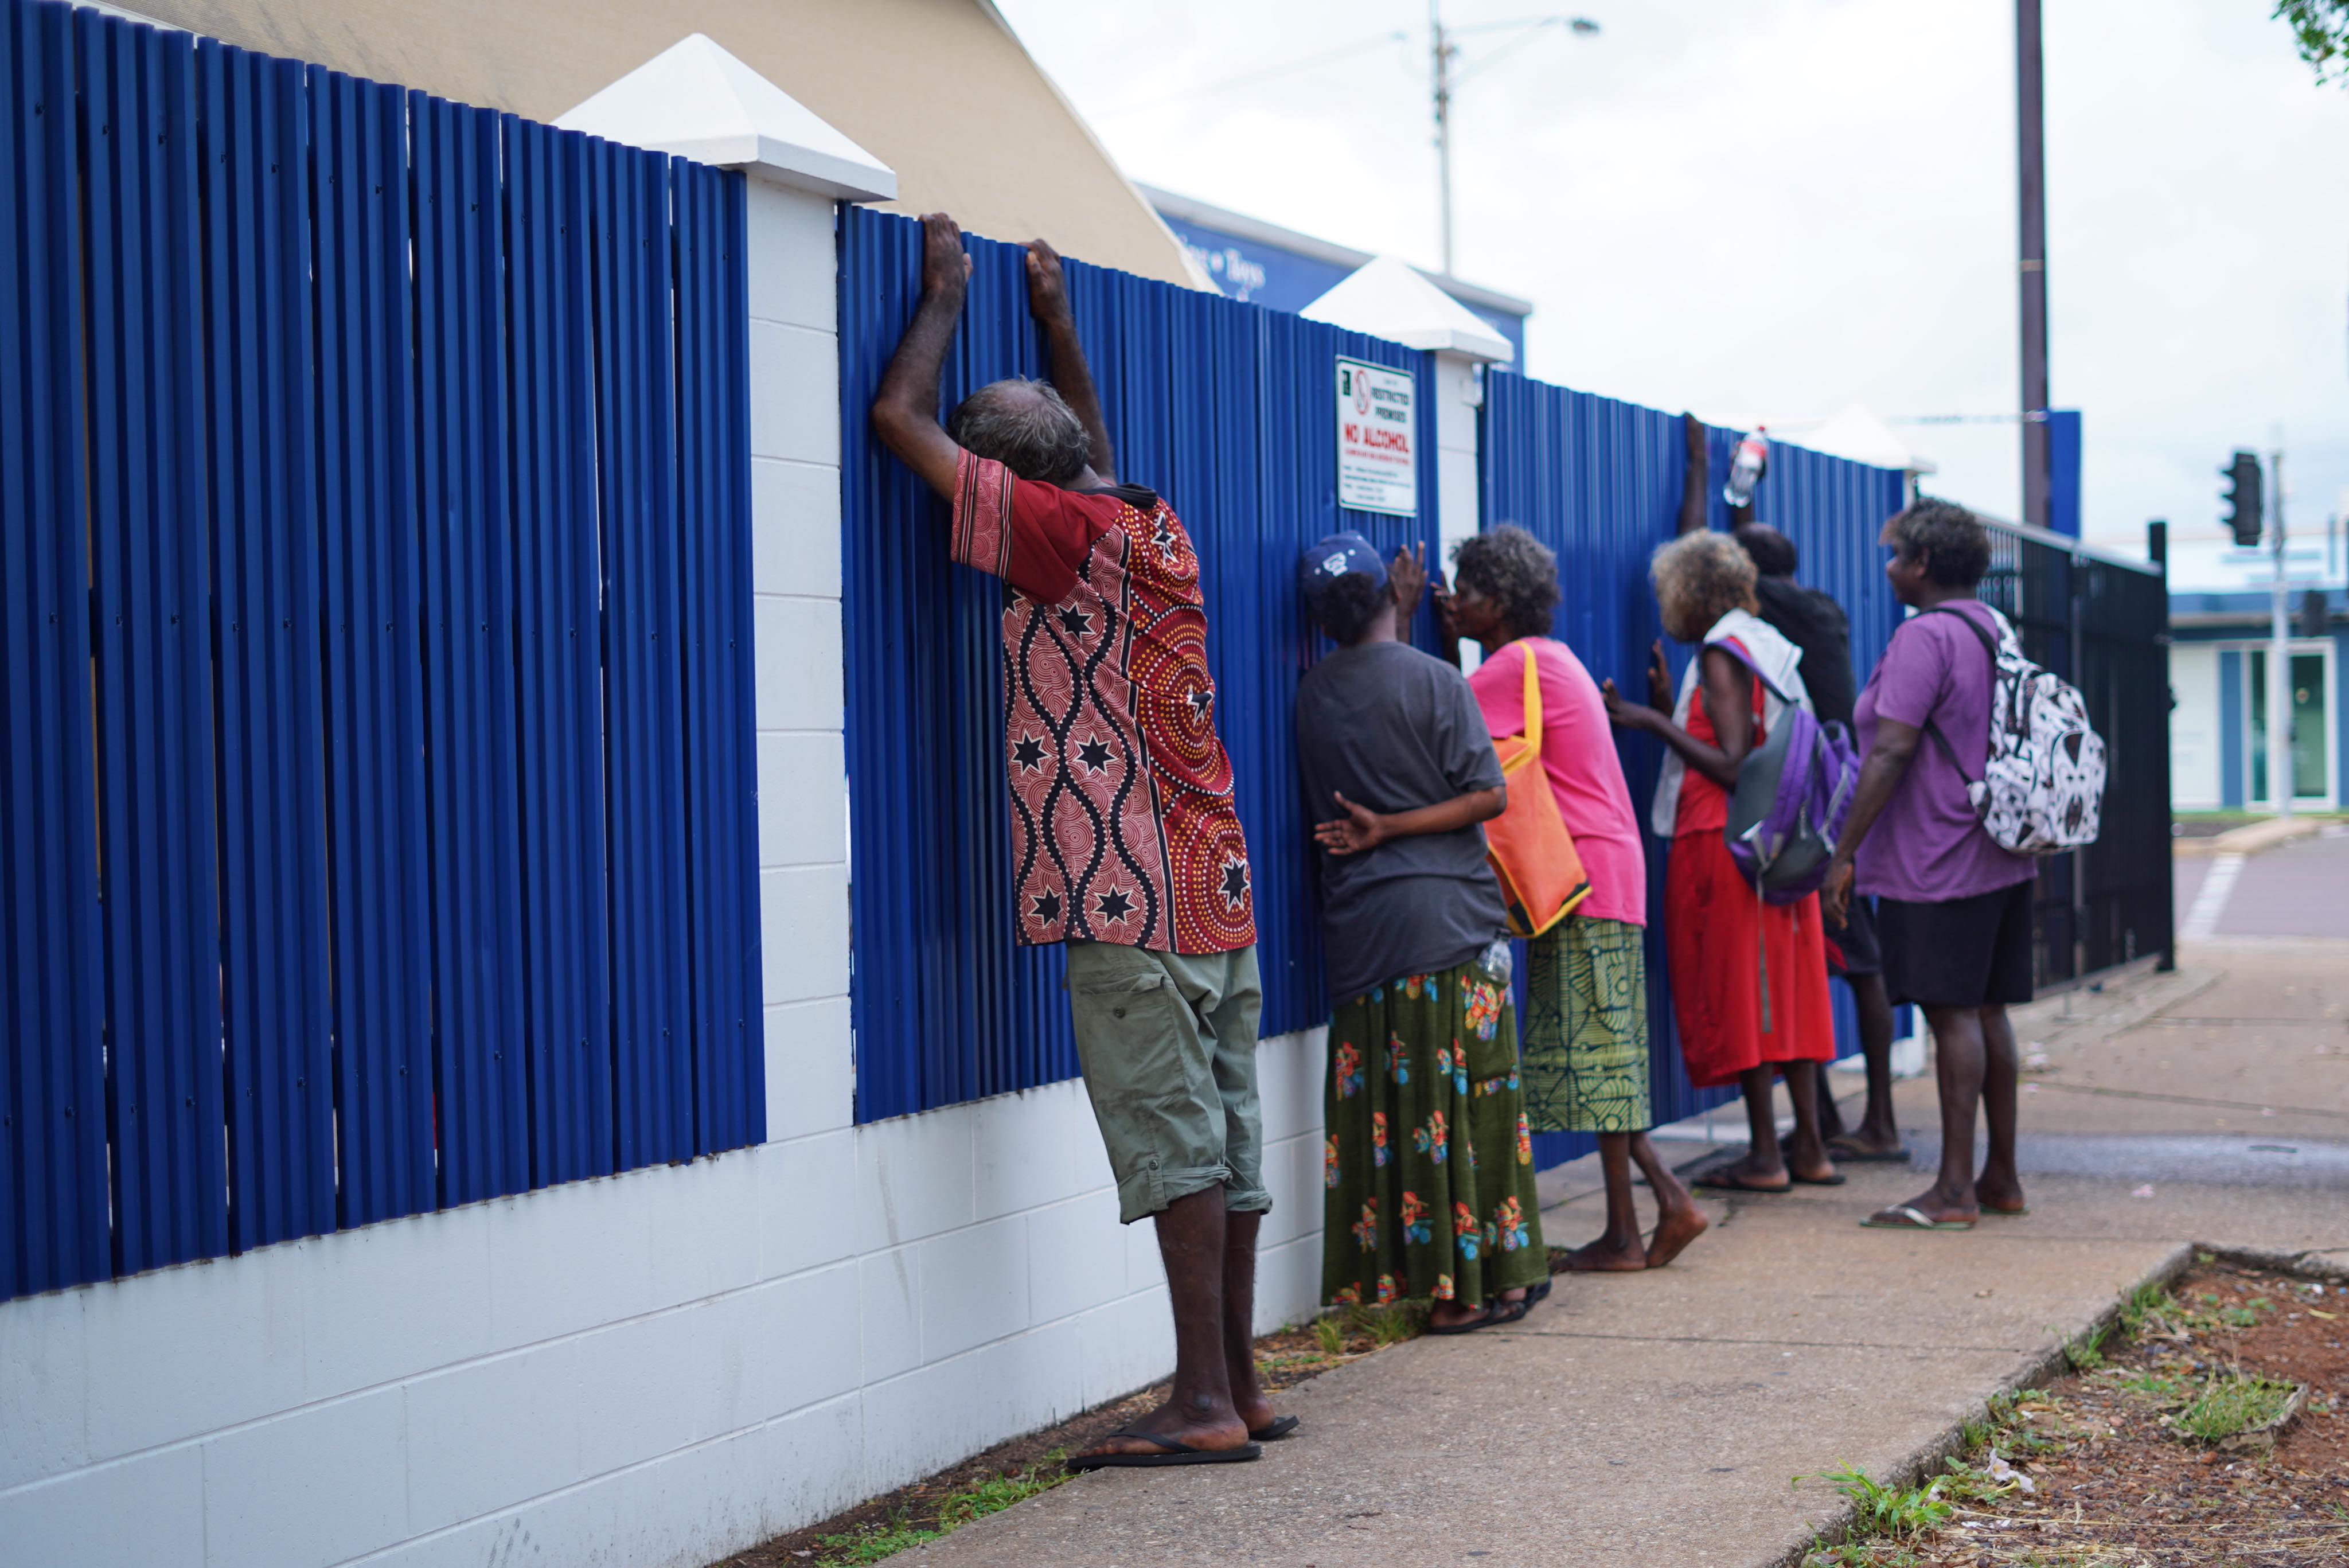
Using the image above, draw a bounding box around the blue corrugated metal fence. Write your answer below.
[838,206,1442,1122]
[0,0,762,1304]
[1478,373,1910,1167]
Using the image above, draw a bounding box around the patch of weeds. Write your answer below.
[1798,1464,1953,1543]
[2217,1296,2273,1328]
[2109,1366,2190,1406]
[2062,1320,2111,1371]
[811,1456,1071,1566]
[1800,1543,1918,1567]
[1312,1315,1346,1356]
[2169,1371,2297,1444]
[2116,1281,2174,1337]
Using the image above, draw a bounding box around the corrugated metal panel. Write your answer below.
[592,139,696,1170]
[1,0,762,1304]
[839,206,1441,1124]
[311,63,435,1229]
[505,114,614,1187]
[671,162,764,1154]
[201,40,339,1248]
[1,0,111,1297]
[1479,373,1911,1169]
[79,10,231,1271]
[413,91,529,1206]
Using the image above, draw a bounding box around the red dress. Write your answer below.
[1663,672,1837,1089]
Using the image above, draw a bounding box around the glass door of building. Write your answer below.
[2249,646,2333,805]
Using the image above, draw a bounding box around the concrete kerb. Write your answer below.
[2172,816,2327,857]
[1757,1238,2349,1568]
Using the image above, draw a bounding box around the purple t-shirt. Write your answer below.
[1853,601,2036,904]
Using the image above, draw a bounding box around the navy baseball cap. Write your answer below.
[1300,532,1387,617]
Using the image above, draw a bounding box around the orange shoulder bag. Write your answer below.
[1483,642,1592,938]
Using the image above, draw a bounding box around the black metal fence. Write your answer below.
[1976,518,2174,985]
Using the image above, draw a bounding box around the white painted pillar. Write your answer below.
[556,34,896,1144]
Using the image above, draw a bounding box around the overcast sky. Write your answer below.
[995,0,2348,561]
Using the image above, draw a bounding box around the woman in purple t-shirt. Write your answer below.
[1821,500,2035,1232]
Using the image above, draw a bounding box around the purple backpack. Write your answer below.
[1717,646,1860,905]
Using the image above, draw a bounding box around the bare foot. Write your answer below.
[1825,1131,1906,1160]
[1072,1397,1250,1462]
[1644,1204,1710,1268]
[1973,1176,2027,1215]
[1560,1235,1646,1272]
[1782,1130,1840,1185]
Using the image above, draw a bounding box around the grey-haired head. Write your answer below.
[947,377,1093,485]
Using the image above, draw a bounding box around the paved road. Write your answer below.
[2175,824,2349,940]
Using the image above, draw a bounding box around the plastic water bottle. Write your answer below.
[1723,427,1769,508]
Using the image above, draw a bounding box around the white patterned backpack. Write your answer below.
[1921,604,2105,855]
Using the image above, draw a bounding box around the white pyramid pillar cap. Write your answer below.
[1299,256,1513,364]
[555,33,896,203]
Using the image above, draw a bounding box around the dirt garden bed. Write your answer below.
[1805,1258,2349,1567]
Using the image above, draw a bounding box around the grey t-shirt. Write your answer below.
[1295,641,1511,1005]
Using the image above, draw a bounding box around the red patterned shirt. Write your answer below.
[949,451,1256,954]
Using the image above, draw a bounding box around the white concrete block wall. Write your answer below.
[0,171,1337,1568]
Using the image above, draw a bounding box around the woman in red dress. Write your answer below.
[1601,532,1840,1191]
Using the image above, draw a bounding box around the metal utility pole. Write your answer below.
[2268,446,2293,818]
[1431,1,1457,277]
[2016,0,2051,529]
[1427,7,1599,278]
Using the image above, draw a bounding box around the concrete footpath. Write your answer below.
[904,933,2348,1568]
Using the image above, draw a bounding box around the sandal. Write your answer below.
[1427,1304,1498,1336]
[1789,1168,1848,1187]
[1066,1431,1263,1471]
[1825,1138,1914,1164]
[1693,1167,1793,1193]
[1249,1415,1300,1442]
[1860,1204,1975,1231]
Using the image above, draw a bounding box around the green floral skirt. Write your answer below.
[1322,955,1548,1309]
[1521,916,1653,1135]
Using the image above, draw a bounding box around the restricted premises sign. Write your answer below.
[1335,357,1416,516]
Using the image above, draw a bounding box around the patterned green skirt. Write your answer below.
[1522,916,1653,1134]
[1322,956,1548,1309]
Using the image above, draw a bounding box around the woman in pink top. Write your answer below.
[1435,526,1707,1272]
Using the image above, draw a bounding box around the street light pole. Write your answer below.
[2269,446,2293,819]
[2016,0,2051,530]
[1430,2,1459,276]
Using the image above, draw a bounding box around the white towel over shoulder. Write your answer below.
[1649,609,1812,839]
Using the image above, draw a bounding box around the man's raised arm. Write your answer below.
[869,213,972,498]
[1024,240,1115,485]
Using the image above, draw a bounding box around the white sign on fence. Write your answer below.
[1335,357,1416,516]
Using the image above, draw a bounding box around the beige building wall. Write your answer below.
[121,0,1198,285]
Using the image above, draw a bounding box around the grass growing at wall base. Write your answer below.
[808,1457,1072,1565]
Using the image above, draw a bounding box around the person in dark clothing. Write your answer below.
[1733,524,1905,1161]
[1296,536,1548,1333]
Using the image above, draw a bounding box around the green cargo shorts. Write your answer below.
[1063,941,1269,1225]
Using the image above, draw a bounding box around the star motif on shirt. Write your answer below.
[1150,520,1180,563]
[1029,888,1062,927]
[1056,605,1092,638]
[1076,736,1114,774]
[1185,686,1213,722]
[1011,733,1048,773]
[1094,887,1136,926]
[1220,857,1251,911]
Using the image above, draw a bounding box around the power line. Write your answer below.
[1092,32,1410,117]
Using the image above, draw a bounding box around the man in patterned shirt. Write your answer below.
[871,214,1282,1469]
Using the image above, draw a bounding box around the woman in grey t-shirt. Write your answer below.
[1295,534,1547,1334]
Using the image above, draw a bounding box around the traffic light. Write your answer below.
[2221,451,2263,547]
[2301,589,2331,639]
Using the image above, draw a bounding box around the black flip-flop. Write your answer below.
[1692,1167,1793,1194]
[1790,1169,1848,1187]
[1066,1430,1263,1471]
[1825,1140,1914,1164]
[1427,1303,1499,1336]
[1249,1415,1300,1442]
[1525,1278,1553,1307]
[1484,1295,1532,1327]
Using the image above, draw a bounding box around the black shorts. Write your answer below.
[1823,892,1881,979]
[1877,879,2035,1009]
